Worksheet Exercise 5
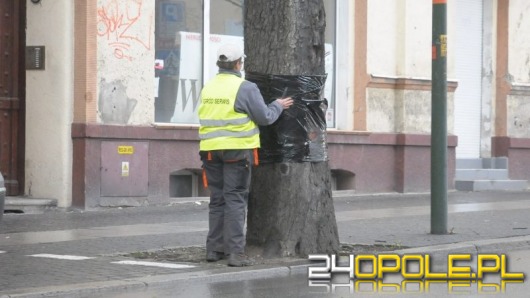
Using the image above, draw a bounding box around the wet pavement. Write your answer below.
[107,248,530,298]
[0,190,529,297]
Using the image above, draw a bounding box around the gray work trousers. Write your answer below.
[200,149,252,255]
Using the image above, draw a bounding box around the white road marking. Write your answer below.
[0,251,6,254]
[112,260,195,269]
[28,254,95,260]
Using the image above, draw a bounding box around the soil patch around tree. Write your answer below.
[125,243,406,266]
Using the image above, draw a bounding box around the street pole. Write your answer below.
[431,0,448,234]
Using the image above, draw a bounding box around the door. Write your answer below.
[454,0,483,158]
[0,1,25,195]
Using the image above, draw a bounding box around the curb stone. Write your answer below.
[394,234,530,255]
[0,262,301,298]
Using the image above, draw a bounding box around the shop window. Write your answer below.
[154,0,337,128]
[154,0,203,123]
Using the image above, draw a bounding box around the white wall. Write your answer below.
[25,0,74,207]
[509,0,530,84]
[367,0,399,76]
[366,0,456,134]
[368,0,456,79]
[480,0,495,157]
[507,0,530,138]
[96,0,155,125]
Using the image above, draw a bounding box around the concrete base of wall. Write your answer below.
[72,124,457,209]
[327,132,457,193]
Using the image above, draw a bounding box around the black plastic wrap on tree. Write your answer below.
[245,72,328,163]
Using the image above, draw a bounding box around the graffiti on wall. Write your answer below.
[97,0,153,61]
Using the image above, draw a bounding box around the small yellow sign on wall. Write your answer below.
[122,161,130,177]
[118,146,134,154]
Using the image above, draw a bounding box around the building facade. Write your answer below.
[0,0,528,209]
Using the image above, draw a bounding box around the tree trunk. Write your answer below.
[244,0,340,257]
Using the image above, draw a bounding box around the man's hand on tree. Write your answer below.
[276,97,294,109]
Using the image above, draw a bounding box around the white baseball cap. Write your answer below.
[217,43,245,62]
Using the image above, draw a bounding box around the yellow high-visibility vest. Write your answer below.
[198,74,260,151]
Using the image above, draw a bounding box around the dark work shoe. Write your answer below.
[206,251,225,262]
[227,254,254,267]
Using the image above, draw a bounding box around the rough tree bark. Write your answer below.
[244,0,340,257]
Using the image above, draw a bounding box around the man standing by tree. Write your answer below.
[198,43,293,267]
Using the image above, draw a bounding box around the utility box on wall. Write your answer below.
[100,141,149,197]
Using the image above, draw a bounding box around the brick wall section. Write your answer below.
[74,0,97,124]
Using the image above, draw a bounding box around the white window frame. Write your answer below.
[334,0,354,130]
